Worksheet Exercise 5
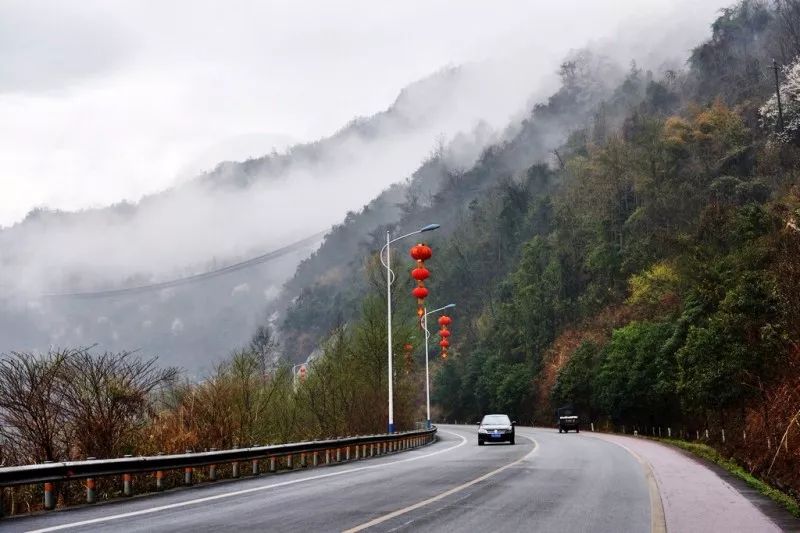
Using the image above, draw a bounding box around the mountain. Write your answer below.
[275,50,625,361]
[0,61,551,374]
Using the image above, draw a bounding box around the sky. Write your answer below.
[0,0,726,228]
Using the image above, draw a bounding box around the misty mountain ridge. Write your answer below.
[0,60,551,373]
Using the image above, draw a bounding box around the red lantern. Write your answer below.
[410,243,433,261]
[438,315,452,326]
[439,329,451,338]
[403,343,413,352]
[439,339,450,348]
[411,286,429,299]
[411,267,430,281]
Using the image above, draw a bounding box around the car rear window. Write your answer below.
[481,415,510,425]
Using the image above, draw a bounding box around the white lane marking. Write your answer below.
[26,432,468,533]
[343,433,539,532]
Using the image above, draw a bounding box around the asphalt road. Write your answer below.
[3,425,656,532]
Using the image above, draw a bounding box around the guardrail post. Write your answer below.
[85,477,96,503]
[155,452,164,491]
[209,449,217,481]
[184,450,193,486]
[354,445,359,460]
[313,451,319,466]
[300,453,307,467]
[123,473,132,496]
[85,457,96,504]
[369,444,374,457]
[252,459,260,476]
[336,448,341,462]
[345,447,350,461]
[287,454,294,469]
[232,461,240,478]
[668,427,672,438]
[325,449,331,464]
[42,461,56,510]
[269,457,276,473]
[722,429,726,443]
[123,455,134,496]
[44,481,55,510]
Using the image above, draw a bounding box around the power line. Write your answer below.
[43,231,326,300]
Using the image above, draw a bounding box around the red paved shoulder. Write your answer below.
[588,433,782,533]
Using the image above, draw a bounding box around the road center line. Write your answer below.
[342,432,539,533]
[25,432,468,533]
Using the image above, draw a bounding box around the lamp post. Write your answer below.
[379,223,440,433]
[423,303,455,429]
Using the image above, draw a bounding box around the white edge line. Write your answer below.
[584,433,666,533]
[25,432,468,533]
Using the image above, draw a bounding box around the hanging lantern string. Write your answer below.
[409,243,432,324]
[438,315,452,359]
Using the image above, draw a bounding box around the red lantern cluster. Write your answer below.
[409,243,433,319]
[438,315,452,359]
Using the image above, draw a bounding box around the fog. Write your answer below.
[0,0,728,368]
[1,59,561,297]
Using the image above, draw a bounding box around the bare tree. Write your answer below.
[59,349,179,458]
[0,350,70,462]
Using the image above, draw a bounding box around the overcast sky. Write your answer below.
[0,0,725,227]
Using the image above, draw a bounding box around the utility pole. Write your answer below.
[772,59,785,133]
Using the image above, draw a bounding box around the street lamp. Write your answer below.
[379,223,440,433]
[423,303,455,429]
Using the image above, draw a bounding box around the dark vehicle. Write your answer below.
[478,414,516,445]
[557,406,579,433]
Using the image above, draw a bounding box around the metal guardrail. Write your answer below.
[0,427,437,517]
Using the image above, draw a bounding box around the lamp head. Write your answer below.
[419,223,440,233]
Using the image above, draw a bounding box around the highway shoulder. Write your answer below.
[587,433,798,533]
